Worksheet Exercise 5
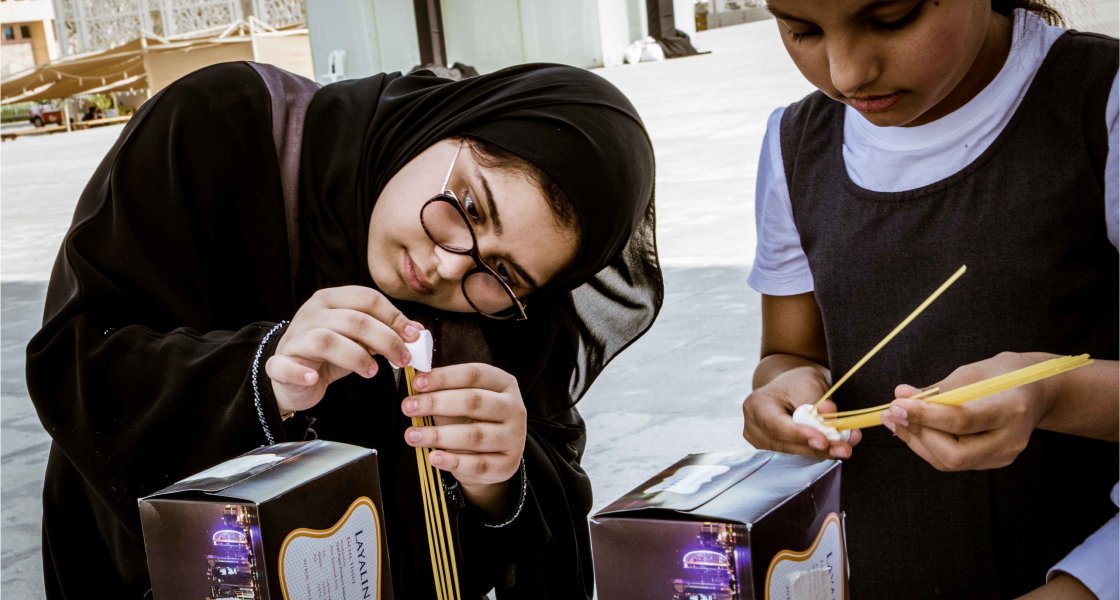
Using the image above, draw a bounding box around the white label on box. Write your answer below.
[643,464,731,495]
[178,453,284,482]
[765,512,845,600]
[280,496,383,599]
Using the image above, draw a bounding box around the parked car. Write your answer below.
[29,104,63,127]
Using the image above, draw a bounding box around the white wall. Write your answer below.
[0,0,55,23]
[442,0,606,74]
[598,0,632,68]
[306,0,420,83]
[674,0,696,38]
[304,0,702,81]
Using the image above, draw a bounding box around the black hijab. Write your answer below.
[298,63,662,407]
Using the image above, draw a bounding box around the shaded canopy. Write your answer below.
[0,21,312,105]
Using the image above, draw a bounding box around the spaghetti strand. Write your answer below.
[405,366,461,599]
[814,265,967,409]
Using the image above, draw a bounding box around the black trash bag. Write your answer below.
[407,62,480,80]
[656,28,705,59]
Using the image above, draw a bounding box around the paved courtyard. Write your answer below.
[3,4,1117,597]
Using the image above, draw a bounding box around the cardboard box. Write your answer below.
[139,440,393,600]
[591,451,844,600]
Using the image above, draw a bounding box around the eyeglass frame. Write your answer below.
[419,142,529,321]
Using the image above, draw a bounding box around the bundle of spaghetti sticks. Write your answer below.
[821,354,1093,431]
[806,265,1093,432]
[405,365,462,600]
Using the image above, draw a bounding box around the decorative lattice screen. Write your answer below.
[54,0,305,54]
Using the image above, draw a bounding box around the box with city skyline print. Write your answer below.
[139,440,392,600]
[591,452,844,600]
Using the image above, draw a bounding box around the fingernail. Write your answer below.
[404,399,417,414]
[399,351,411,367]
[808,438,826,450]
[304,371,316,384]
[367,364,377,377]
[829,446,848,459]
[890,406,909,427]
[429,453,443,466]
[404,324,419,339]
[882,414,896,433]
[414,374,427,390]
[407,429,421,443]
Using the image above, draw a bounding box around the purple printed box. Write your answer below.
[139,440,392,600]
[591,452,845,600]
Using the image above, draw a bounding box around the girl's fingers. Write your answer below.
[264,354,319,386]
[314,307,412,367]
[894,383,923,398]
[265,354,328,413]
[413,363,515,395]
[427,450,519,484]
[891,396,1010,436]
[910,423,1017,471]
[279,327,380,379]
[308,286,424,342]
[403,388,510,422]
[744,394,832,458]
[406,422,514,454]
[893,418,1014,472]
[893,423,950,471]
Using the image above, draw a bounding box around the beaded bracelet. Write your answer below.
[252,320,290,445]
[482,457,528,529]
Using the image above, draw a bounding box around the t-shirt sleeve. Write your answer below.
[747,107,815,295]
[1046,481,1119,600]
[1105,70,1118,251]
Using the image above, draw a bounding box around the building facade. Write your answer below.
[1,0,62,78]
[52,0,305,55]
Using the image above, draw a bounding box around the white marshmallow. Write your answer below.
[404,329,434,372]
[792,404,851,443]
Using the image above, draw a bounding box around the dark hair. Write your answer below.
[460,136,581,239]
[992,1,1064,26]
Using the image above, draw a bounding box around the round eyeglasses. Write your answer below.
[419,143,528,321]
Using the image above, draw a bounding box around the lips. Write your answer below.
[403,253,433,294]
[846,93,901,113]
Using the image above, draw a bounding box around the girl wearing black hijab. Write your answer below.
[26,61,660,599]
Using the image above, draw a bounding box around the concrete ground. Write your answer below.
[2,6,1117,597]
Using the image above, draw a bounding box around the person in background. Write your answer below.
[741,0,1117,596]
[27,61,661,599]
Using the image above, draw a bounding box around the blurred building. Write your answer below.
[1,2,312,113]
[306,0,698,84]
[695,0,770,31]
[0,0,62,78]
[52,0,305,55]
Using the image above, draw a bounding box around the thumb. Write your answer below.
[894,383,923,399]
[266,354,320,387]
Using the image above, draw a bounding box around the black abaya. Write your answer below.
[28,61,661,599]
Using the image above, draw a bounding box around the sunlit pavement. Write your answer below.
[3,5,1116,595]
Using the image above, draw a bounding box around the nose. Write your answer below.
[434,246,476,283]
[828,35,880,96]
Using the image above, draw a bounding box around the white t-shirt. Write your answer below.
[748,10,1120,296]
[1047,481,1119,600]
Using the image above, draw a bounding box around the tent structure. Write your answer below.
[0,18,313,105]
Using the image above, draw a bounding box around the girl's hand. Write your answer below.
[742,364,862,460]
[402,363,526,513]
[265,286,423,414]
[882,352,1056,471]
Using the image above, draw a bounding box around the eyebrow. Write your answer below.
[766,4,808,22]
[768,0,908,22]
[509,258,540,293]
[478,171,504,236]
[477,168,540,292]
